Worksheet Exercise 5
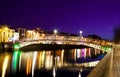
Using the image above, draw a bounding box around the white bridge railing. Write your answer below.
[16,36,112,52]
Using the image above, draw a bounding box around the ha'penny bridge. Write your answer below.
[14,35,112,52]
[13,35,118,77]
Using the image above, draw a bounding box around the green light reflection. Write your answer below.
[12,51,21,72]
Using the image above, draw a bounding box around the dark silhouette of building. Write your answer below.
[17,28,26,41]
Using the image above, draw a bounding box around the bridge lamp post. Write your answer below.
[53,29,58,40]
[54,29,58,36]
[53,29,58,38]
[79,30,83,37]
[79,30,83,41]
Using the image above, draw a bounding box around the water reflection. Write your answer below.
[53,66,56,77]
[26,57,32,75]
[78,72,81,77]
[0,48,106,77]
[12,51,21,73]
[2,55,9,77]
[31,52,37,77]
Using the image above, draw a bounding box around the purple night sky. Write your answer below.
[0,0,120,40]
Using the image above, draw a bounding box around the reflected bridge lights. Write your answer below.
[78,72,81,77]
[78,69,83,77]
[2,55,9,77]
[53,56,59,77]
[53,65,57,77]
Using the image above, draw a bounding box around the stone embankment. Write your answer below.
[87,44,120,77]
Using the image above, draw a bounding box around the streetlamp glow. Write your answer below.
[79,30,83,36]
[54,29,58,34]
[79,30,83,34]
[53,29,58,40]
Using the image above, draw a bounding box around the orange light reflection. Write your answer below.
[2,55,9,77]
[26,58,32,75]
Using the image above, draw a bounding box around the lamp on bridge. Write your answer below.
[53,29,58,41]
[79,30,83,37]
[79,30,83,42]
[53,29,58,36]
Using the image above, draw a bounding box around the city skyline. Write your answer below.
[0,25,109,40]
[0,0,120,40]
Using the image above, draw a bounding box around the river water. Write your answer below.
[0,48,106,77]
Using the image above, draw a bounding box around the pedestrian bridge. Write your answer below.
[14,36,112,52]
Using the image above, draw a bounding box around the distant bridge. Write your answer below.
[14,36,112,52]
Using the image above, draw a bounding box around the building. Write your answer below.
[17,28,26,41]
[0,25,15,42]
[9,32,19,42]
[26,27,46,40]
[35,27,46,37]
[17,27,46,41]
[26,30,37,40]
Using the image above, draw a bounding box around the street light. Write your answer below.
[54,29,58,35]
[79,30,83,37]
[53,29,58,43]
[79,30,83,42]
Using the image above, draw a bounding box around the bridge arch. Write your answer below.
[14,38,112,52]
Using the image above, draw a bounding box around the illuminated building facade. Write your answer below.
[26,30,38,40]
[17,27,46,40]
[26,28,46,40]
[0,25,15,42]
[35,27,46,39]
[9,32,19,42]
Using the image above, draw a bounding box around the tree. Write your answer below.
[88,34,102,40]
[113,25,120,44]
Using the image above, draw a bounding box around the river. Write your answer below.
[0,48,106,77]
